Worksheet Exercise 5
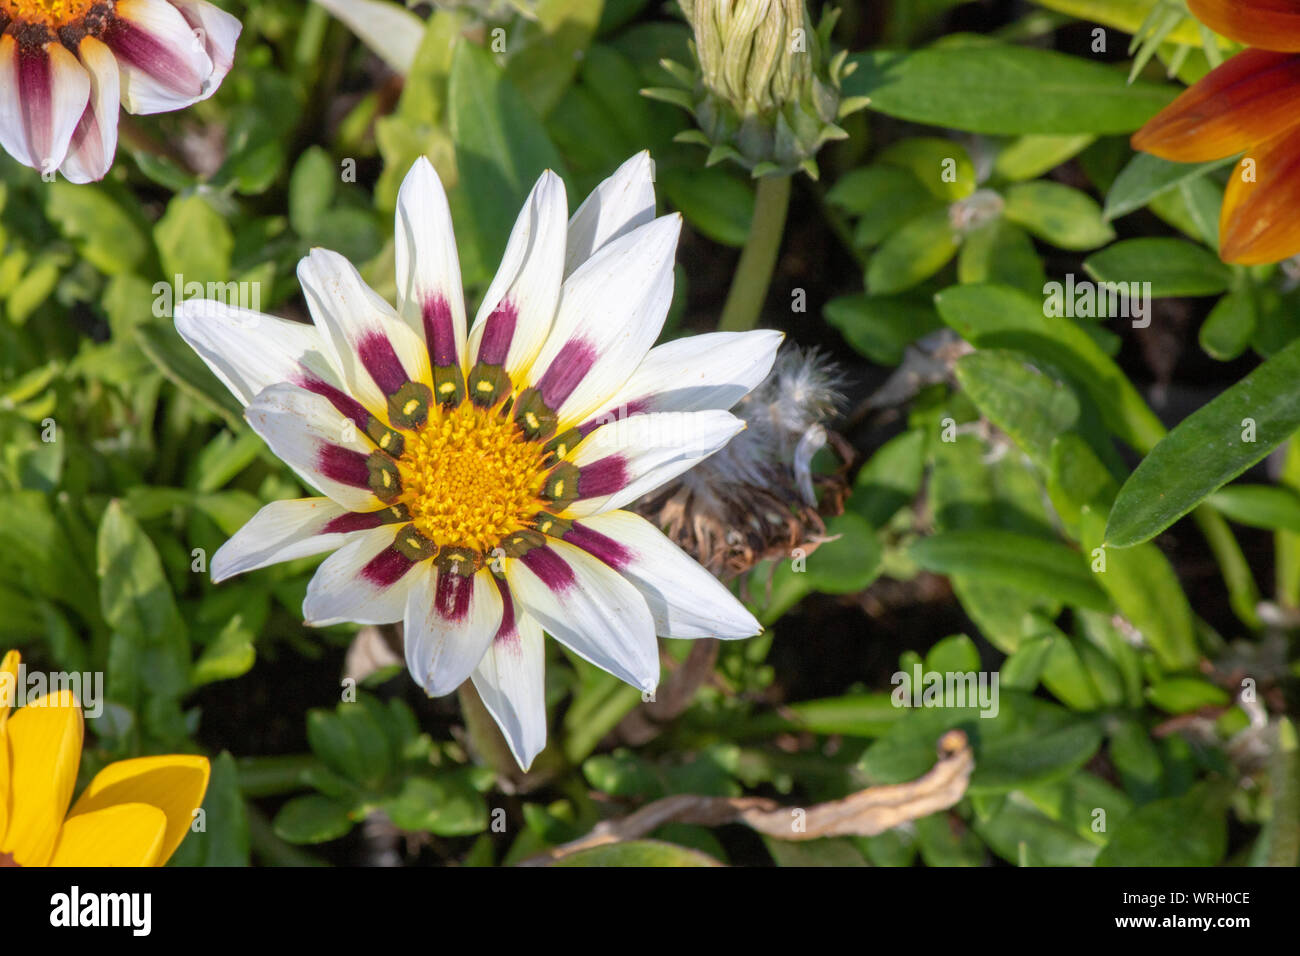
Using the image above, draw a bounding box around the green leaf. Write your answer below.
[381,773,488,836]
[1145,677,1231,714]
[801,512,883,595]
[97,500,190,704]
[1080,507,1198,671]
[955,349,1080,467]
[845,45,1177,135]
[448,41,566,285]
[975,799,1101,866]
[867,207,959,295]
[1209,483,1300,533]
[994,134,1095,182]
[1105,336,1300,546]
[849,429,927,528]
[658,166,754,248]
[1199,289,1256,362]
[1084,237,1232,298]
[879,137,976,200]
[1002,181,1115,250]
[189,615,256,687]
[909,529,1109,611]
[1103,152,1234,221]
[1096,783,1228,865]
[551,840,722,867]
[155,195,234,282]
[956,219,1045,296]
[45,182,149,275]
[823,294,942,366]
[273,795,355,845]
[289,146,338,238]
[935,283,1166,453]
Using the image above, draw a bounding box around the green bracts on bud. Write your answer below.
[647,0,869,179]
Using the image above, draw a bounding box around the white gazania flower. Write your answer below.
[0,0,241,182]
[176,153,782,770]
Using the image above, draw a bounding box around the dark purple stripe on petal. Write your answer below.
[298,374,371,430]
[537,339,597,409]
[422,296,457,367]
[361,546,416,588]
[577,398,650,438]
[18,45,52,168]
[358,331,409,396]
[577,456,628,499]
[434,572,475,622]
[476,303,517,366]
[316,445,371,487]
[564,523,634,571]
[101,16,203,99]
[322,511,386,534]
[521,547,576,593]
[494,577,517,640]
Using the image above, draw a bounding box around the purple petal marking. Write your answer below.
[101,15,203,99]
[361,546,416,588]
[17,45,52,168]
[422,296,457,367]
[358,331,409,396]
[563,523,633,571]
[316,444,371,488]
[298,374,371,431]
[536,339,597,409]
[493,578,518,641]
[322,511,385,534]
[577,398,650,438]
[434,572,475,623]
[476,302,517,367]
[521,547,577,593]
[576,456,628,499]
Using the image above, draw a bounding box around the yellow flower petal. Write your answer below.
[2,689,82,866]
[0,728,10,847]
[0,649,18,728]
[68,754,210,865]
[48,803,167,867]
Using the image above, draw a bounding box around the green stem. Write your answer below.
[718,174,792,332]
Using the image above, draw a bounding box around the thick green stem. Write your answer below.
[718,174,792,332]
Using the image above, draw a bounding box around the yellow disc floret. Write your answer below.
[395,401,549,554]
[2,0,99,27]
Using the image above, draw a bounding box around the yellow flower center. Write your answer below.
[395,401,549,555]
[2,0,99,27]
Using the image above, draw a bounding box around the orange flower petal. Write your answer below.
[1220,123,1300,263]
[67,754,210,865]
[1189,0,1300,52]
[1,690,83,866]
[48,803,166,867]
[1132,49,1300,162]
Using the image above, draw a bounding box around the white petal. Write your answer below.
[404,567,502,697]
[579,330,783,430]
[527,214,681,428]
[244,383,383,513]
[173,0,243,95]
[569,511,761,639]
[506,539,658,692]
[312,0,424,74]
[211,497,378,583]
[106,0,215,115]
[471,596,547,771]
[394,157,467,371]
[59,38,121,185]
[298,248,432,414]
[174,299,347,409]
[466,171,568,380]
[565,151,656,278]
[0,37,90,175]
[564,409,746,517]
[303,524,420,626]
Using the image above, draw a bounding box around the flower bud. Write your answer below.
[648,0,869,178]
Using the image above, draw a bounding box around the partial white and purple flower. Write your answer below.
[0,0,241,182]
[175,152,781,770]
